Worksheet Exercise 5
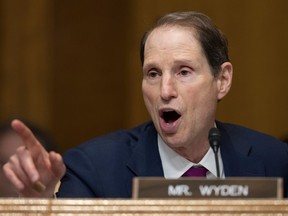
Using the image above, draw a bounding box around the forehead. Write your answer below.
[146,25,199,46]
[144,26,205,62]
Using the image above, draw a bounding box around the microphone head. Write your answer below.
[208,127,221,144]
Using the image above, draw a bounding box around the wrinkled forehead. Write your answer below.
[144,25,205,58]
[145,25,203,52]
[148,24,200,42]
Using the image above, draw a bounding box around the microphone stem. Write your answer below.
[214,149,220,178]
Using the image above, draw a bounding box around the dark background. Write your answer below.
[1,0,288,152]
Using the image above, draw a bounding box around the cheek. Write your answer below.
[142,83,154,109]
[185,82,218,110]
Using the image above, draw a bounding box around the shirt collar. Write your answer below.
[157,134,224,179]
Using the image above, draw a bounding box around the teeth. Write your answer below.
[160,109,176,115]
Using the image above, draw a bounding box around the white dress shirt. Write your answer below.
[157,134,225,179]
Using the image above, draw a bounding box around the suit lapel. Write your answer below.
[127,122,164,177]
[127,121,266,178]
[217,122,265,177]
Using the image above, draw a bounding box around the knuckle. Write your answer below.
[2,163,10,172]
[8,154,18,165]
[16,146,26,153]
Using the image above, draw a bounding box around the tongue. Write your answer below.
[160,112,181,134]
[160,118,179,134]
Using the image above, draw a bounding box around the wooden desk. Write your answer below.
[0,199,288,215]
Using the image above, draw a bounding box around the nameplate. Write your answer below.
[132,177,283,199]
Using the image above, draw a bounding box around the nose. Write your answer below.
[160,74,177,101]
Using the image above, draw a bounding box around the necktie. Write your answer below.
[182,166,207,177]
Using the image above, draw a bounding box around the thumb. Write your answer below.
[49,151,66,180]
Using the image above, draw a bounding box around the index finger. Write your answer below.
[11,119,44,154]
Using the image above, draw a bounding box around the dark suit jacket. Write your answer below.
[57,121,288,198]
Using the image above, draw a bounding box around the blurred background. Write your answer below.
[0,0,288,153]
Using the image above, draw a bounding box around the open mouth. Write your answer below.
[161,110,181,124]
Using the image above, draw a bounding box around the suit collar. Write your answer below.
[217,121,265,177]
[127,121,266,178]
[127,122,164,176]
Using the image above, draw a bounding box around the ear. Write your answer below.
[216,62,233,100]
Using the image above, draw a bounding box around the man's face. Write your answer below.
[142,26,226,150]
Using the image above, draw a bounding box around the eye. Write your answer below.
[179,69,190,76]
[178,68,192,76]
[147,69,160,78]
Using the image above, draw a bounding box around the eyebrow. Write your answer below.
[142,61,158,71]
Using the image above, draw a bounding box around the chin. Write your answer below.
[162,134,186,148]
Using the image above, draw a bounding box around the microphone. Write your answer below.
[208,127,221,178]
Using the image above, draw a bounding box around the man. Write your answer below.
[3,11,288,198]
